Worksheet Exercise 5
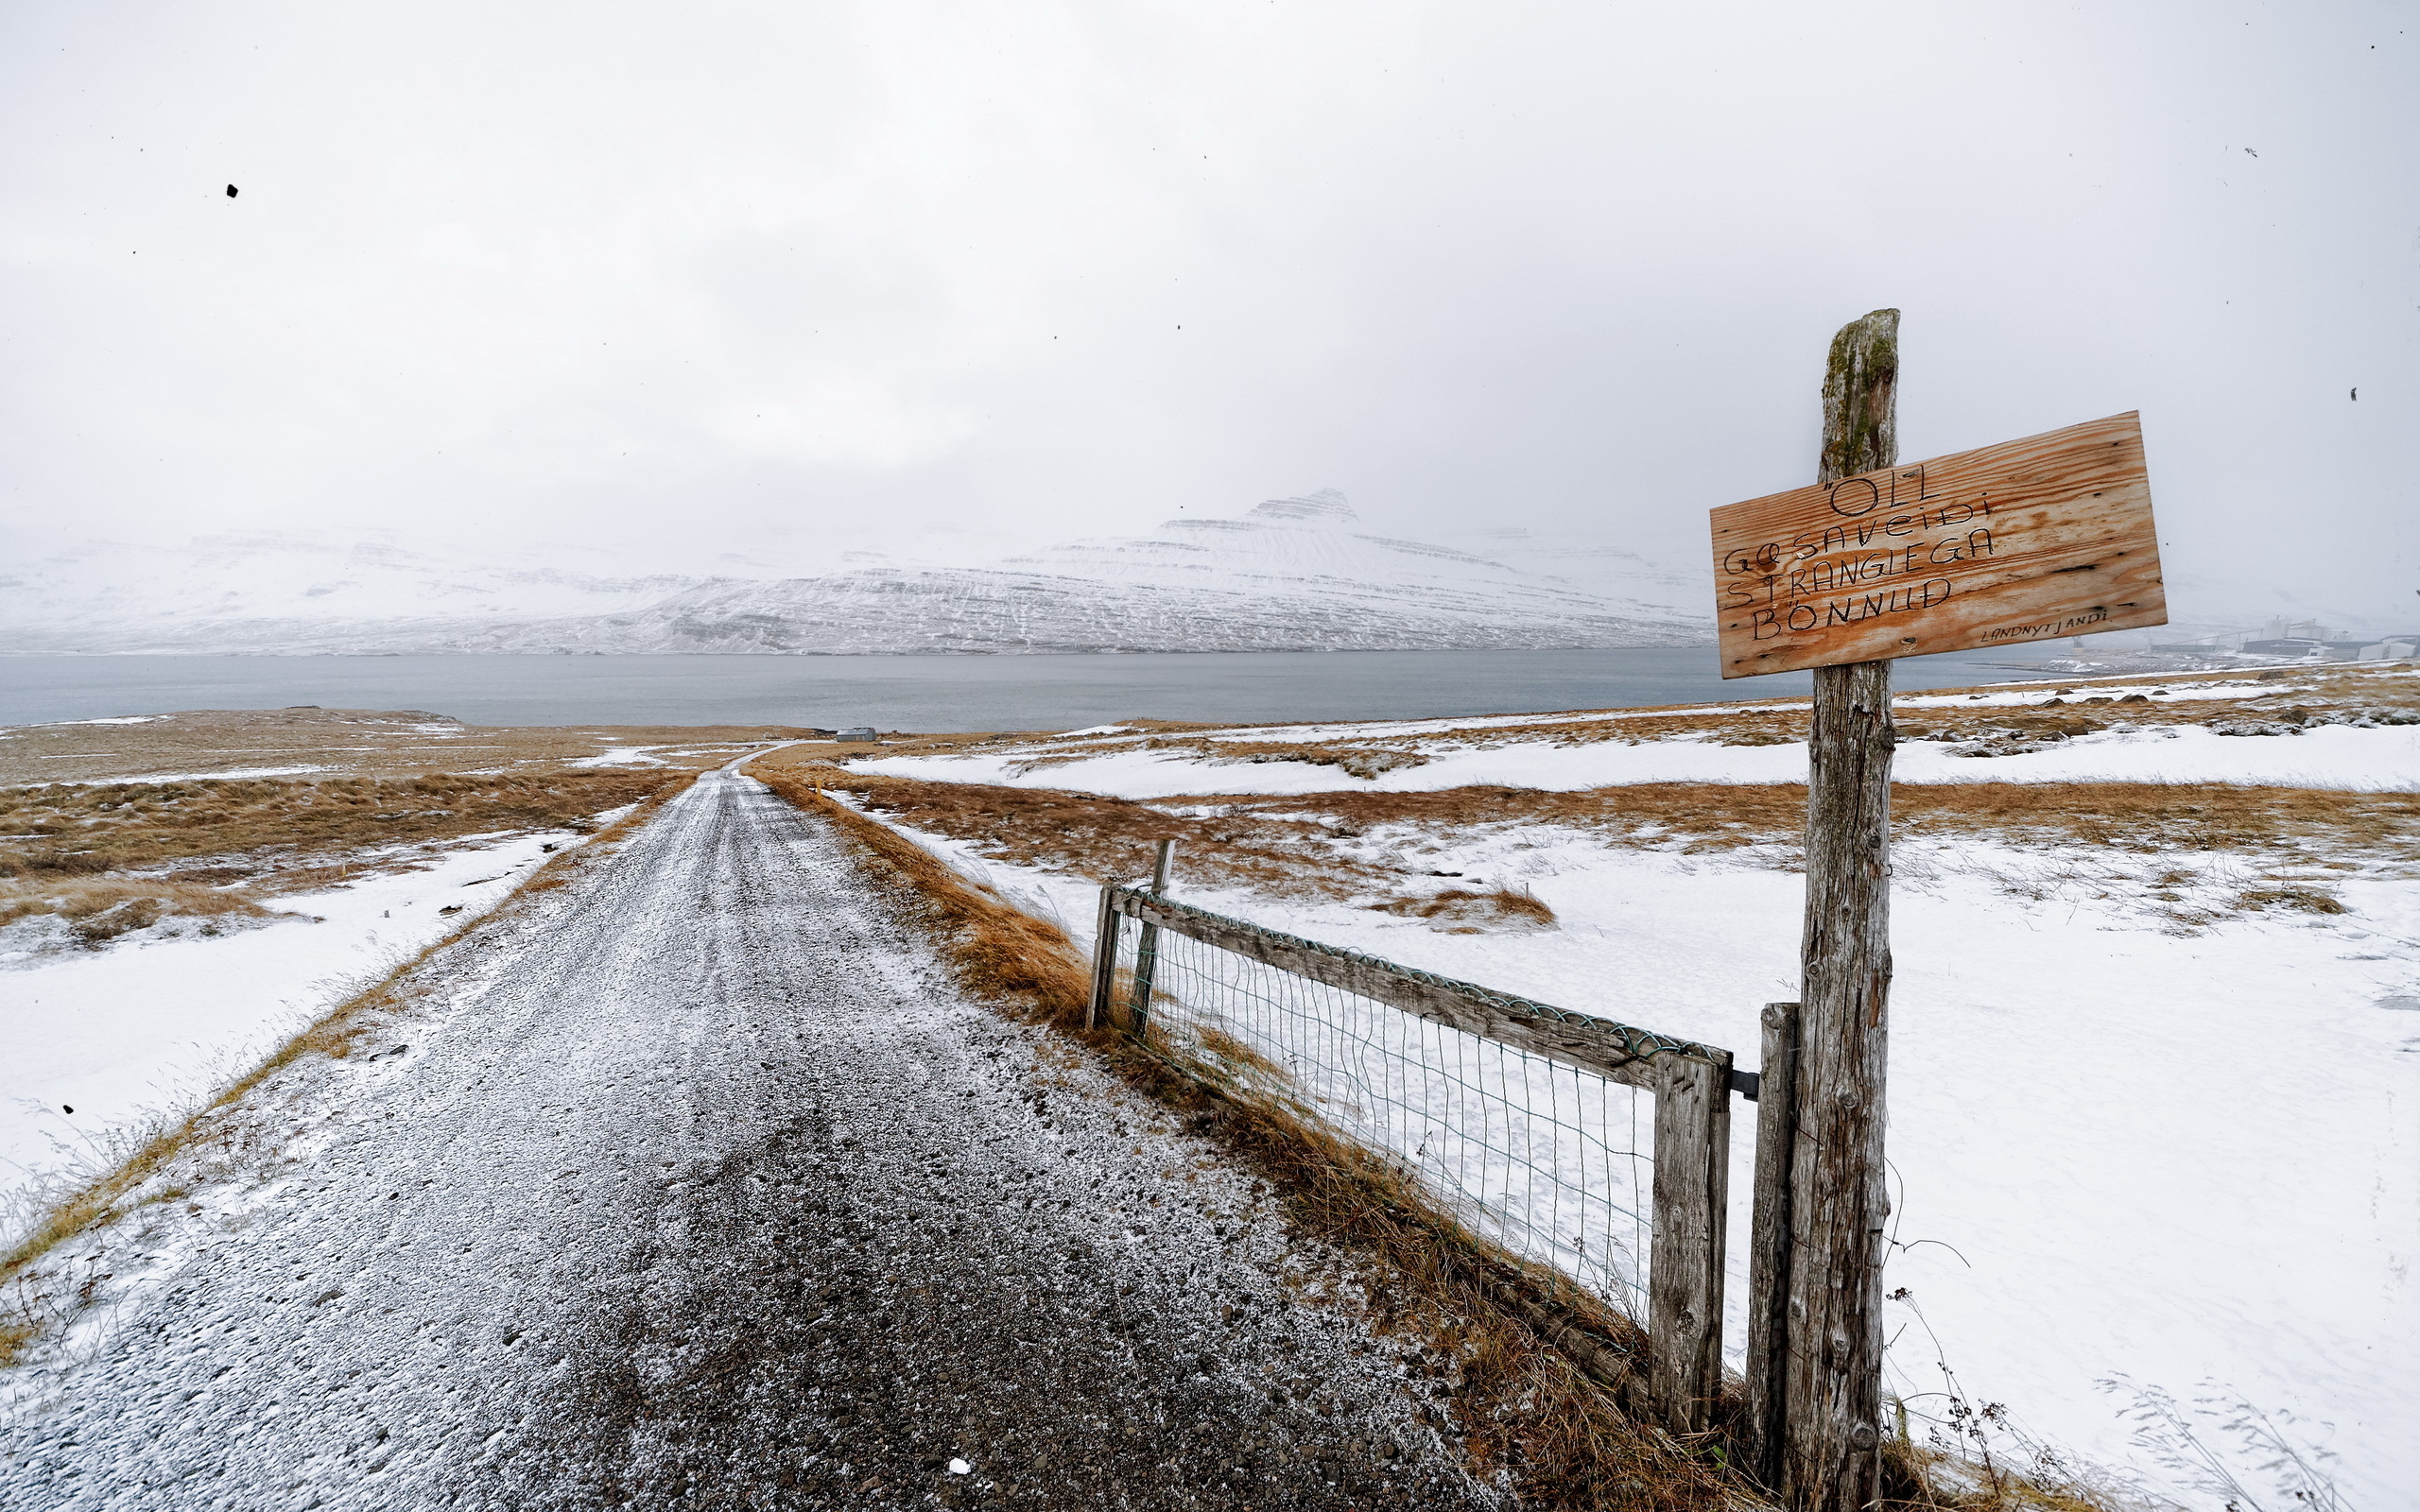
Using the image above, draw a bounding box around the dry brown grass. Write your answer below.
[1877,1434,2130,1512]
[0,767,689,889]
[755,769,1746,1510]
[1292,781,2420,865]
[754,751,2420,920]
[830,659,2419,782]
[754,755,1409,901]
[1368,885,1559,933]
[0,774,699,1368]
[0,878,284,945]
[0,704,828,786]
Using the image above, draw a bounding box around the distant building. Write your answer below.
[2241,638,2341,658]
[834,727,878,742]
[2259,616,2331,642]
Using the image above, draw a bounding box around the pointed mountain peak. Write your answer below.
[1247,489,1357,524]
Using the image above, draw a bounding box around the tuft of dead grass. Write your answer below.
[1368,885,1559,934]
[0,774,700,1368]
[0,878,285,947]
[2231,884,2347,915]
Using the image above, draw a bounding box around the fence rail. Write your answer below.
[1091,874,1737,1434]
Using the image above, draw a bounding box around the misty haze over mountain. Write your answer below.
[2,5,2411,633]
[0,491,1711,656]
[5,481,2382,662]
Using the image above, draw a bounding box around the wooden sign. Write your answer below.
[1710,411,2164,678]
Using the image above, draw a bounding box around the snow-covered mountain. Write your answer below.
[0,492,1709,655]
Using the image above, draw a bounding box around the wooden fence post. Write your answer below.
[1649,1047,1734,1436]
[1784,309,1899,1511]
[1745,1000,1802,1489]
[1087,885,1122,1032]
[1125,840,1178,1038]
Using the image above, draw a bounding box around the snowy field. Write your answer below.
[834,730,2420,1509]
[857,719,2420,799]
[0,823,610,1231]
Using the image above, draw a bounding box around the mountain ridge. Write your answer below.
[1,491,1710,655]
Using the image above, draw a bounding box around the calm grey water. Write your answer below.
[0,649,2044,730]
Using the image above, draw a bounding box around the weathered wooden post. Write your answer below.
[1087,884,1122,1032]
[1647,1048,1735,1435]
[1744,999,1803,1489]
[1125,839,1177,1038]
[1711,311,2166,1508]
[1786,309,1901,1510]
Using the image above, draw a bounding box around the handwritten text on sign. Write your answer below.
[1708,411,2165,678]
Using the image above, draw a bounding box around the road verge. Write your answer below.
[754,765,1751,1512]
[0,774,701,1366]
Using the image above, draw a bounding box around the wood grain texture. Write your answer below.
[1649,1053,1734,1436]
[1712,409,2164,677]
[1743,1001,1802,1491]
[1107,891,1685,1091]
[1786,662,1894,1510]
[1124,840,1181,1034]
[1780,329,1903,1505]
[1087,885,1121,1032]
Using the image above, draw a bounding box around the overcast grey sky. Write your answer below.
[3,2,2411,617]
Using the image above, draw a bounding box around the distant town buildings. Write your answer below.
[2238,618,2417,661]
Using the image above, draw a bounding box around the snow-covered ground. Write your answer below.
[860,720,2420,799]
[0,822,614,1229]
[831,785,2420,1507]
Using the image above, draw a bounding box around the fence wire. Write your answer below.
[1116,915,1654,1316]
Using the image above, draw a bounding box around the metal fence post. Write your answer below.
[1087,885,1122,1032]
[1124,840,1177,1039]
[1649,1047,1734,1435]
[1745,1001,1803,1487]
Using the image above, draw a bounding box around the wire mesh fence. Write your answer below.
[1119,916,1658,1316]
[1094,879,1738,1431]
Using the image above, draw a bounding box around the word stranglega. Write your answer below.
[1707,413,2164,677]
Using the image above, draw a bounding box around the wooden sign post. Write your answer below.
[1713,311,2163,1510]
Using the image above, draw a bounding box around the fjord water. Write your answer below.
[0,648,2040,730]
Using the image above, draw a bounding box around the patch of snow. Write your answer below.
[23,716,164,728]
[0,827,601,1228]
[0,899,302,961]
[859,722,2420,799]
[1194,706,1804,743]
[1894,683,2293,709]
[568,746,670,769]
[37,765,336,786]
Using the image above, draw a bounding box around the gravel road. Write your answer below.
[1,766,1503,1510]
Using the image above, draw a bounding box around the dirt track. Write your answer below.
[0,767,1499,1509]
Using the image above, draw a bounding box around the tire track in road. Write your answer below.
[2,766,1503,1510]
